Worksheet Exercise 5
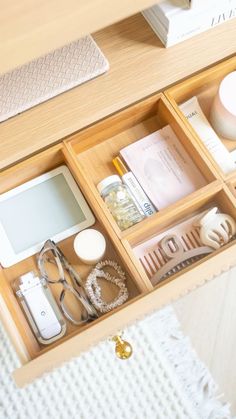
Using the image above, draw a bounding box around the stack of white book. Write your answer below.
[143,0,236,47]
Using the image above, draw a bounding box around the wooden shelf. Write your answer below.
[0,0,157,74]
[0,14,236,170]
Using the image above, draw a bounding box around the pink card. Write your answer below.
[120,125,206,209]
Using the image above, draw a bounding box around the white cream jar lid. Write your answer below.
[219,71,236,117]
[210,71,236,141]
[74,229,106,265]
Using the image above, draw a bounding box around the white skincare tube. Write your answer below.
[180,96,236,174]
[113,157,157,216]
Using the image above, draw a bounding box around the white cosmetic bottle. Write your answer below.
[180,96,236,174]
[113,156,156,216]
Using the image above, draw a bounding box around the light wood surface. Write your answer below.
[227,177,236,201]
[0,0,157,74]
[1,14,236,170]
[174,267,236,415]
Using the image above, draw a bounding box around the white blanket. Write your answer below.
[0,307,232,419]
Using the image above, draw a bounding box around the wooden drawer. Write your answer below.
[227,176,236,199]
[165,56,236,181]
[1,92,236,388]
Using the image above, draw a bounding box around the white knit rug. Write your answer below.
[0,307,232,419]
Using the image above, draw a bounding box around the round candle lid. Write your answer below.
[219,71,236,116]
[74,229,106,264]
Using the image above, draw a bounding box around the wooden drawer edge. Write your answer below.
[164,56,236,182]
[165,55,236,99]
[12,242,236,387]
[164,91,226,181]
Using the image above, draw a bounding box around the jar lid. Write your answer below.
[74,229,106,264]
[219,71,236,117]
[97,175,121,194]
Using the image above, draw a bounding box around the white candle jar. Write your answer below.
[210,71,236,141]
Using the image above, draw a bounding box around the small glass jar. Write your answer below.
[97,175,144,230]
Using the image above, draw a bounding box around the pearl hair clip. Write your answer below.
[194,207,236,250]
[85,260,129,313]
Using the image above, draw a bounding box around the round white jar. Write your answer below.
[210,71,236,141]
[74,229,106,265]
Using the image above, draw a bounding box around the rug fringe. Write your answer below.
[145,307,233,419]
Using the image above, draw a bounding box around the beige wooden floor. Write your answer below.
[174,267,236,416]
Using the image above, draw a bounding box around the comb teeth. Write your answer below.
[138,227,201,279]
[134,211,227,281]
[161,254,204,281]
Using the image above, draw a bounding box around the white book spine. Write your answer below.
[150,0,236,30]
[165,6,236,46]
[143,3,236,47]
[168,3,236,34]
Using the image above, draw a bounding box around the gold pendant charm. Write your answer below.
[112,335,133,360]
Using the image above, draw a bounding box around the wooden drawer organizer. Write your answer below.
[227,176,236,200]
[1,88,236,388]
[165,56,236,181]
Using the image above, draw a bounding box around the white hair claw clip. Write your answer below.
[194,207,236,250]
